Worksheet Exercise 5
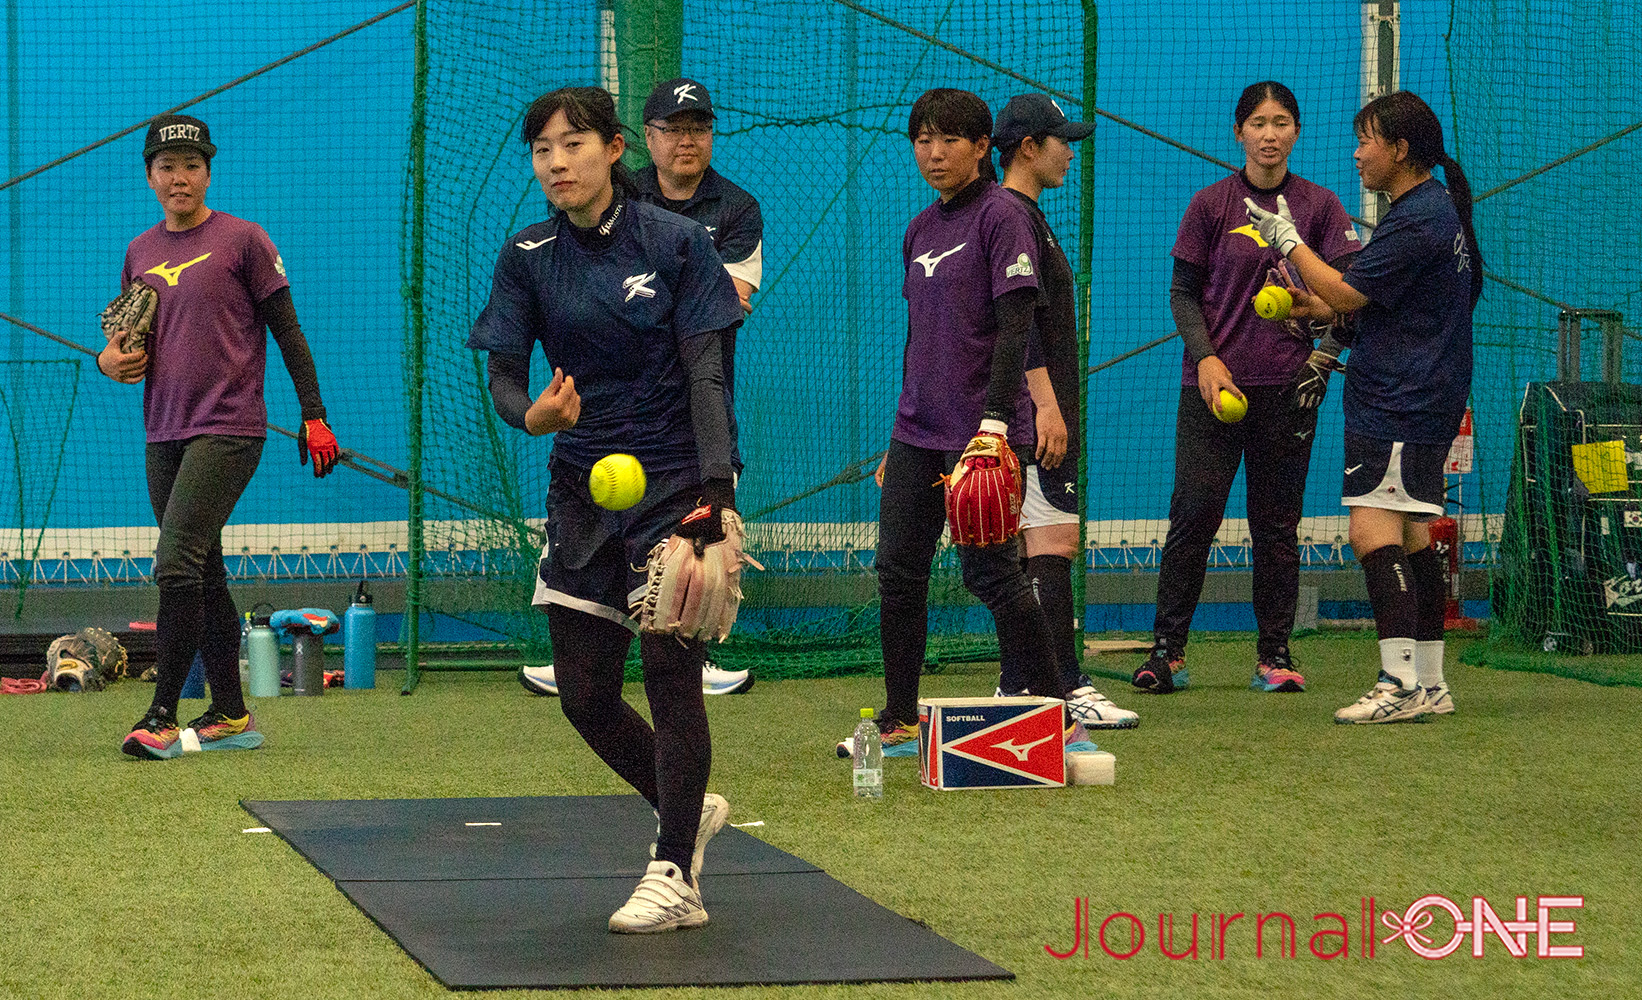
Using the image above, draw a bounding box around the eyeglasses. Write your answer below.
[648,123,713,138]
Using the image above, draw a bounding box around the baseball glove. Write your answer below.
[99,281,158,354]
[635,508,763,642]
[944,430,1023,547]
[44,627,129,692]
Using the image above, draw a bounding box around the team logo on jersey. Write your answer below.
[144,253,211,287]
[913,242,966,277]
[673,83,700,104]
[1453,232,1471,273]
[516,236,557,250]
[1005,252,1034,278]
[1230,224,1269,248]
[273,254,286,277]
[623,271,658,301]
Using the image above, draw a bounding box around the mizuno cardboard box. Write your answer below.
[918,696,1066,790]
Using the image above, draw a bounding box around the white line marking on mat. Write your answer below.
[730,821,764,827]
[242,827,272,834]
[465,822,502,827]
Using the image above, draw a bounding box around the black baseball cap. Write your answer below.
[143,114,216,162]
[643,78,715,123]
[993,93,1094,149]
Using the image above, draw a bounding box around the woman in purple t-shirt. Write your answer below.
[1132,82,1359,697]
[97,115,341,760]
[840,89,1080,759]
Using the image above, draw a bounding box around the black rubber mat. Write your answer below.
[243,795,818,881]
[242,795,1012,989]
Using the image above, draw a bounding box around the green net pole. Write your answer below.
[1073,0,1097,665]
[613,0,682,168]
[402,0,428,693]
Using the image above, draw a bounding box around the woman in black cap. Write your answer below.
[102,114,341,759]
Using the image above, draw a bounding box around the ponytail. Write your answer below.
[1438,153,1484,306]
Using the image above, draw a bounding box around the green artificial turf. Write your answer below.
[3,632,1638,1000]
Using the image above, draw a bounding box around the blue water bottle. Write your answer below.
[246,603,281,699]
[343,580,377,690]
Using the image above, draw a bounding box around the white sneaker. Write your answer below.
[1064,685,1140,730]
[1333,671,1428,724]
[608,860,708,933]
[1422,683,1456,716]
[702,660,753,695]
[518,664,557,696]
[649,792,731,877]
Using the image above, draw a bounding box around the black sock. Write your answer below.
[1360,544,1418,642]
[150,585,204,715]
[1406,545,1447,642]
[1026,554,1080,689]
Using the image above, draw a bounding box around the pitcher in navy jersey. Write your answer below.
[839,89,1092,761]
[1244,90,1482,724]
[102,115,340,760]
[1132,82,1359,698]
[467,88,742,932]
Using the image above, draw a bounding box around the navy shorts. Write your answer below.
[1341,432,1447,519]
[1021,459,1081,527]
[532,457,702,631]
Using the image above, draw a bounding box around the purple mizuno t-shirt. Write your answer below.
[1172,171,1359,386]
[122,211,290,442]
[895,181,1039,452]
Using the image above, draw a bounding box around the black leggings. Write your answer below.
[546,604,710,877]
[1153,386,1316,654]
[145,434,263,717]
[875,438,1065,727]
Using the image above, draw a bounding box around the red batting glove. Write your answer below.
[297,419,341,478]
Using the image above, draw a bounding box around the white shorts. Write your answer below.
[1021,464,1080,530]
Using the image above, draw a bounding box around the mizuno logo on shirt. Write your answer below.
[623,271,658,301]
[704,226,717,233]
[1229,224,1269,248]
[913,243,966,277]
[144,253,211,287]
[516,237,556,250]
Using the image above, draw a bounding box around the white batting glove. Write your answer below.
[1244,195,1304,257]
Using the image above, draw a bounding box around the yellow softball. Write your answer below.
[589,453,646,511]
[1254,285,1293,321]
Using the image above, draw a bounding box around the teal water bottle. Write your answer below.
[343,580,377,690]
[246,603,280,699]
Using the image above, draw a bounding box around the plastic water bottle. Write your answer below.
[238,611,252,686]
[851,708,883,799]
[343,580,377,690]
[246,604,280,699]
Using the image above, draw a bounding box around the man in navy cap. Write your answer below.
[989,94,1138,730]
[634,77,763,315]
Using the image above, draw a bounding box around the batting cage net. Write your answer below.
[3,1,1639,685]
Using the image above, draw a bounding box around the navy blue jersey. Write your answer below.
[633,166,763,288]
[1341,178,1476,444]
[467,199,743,472]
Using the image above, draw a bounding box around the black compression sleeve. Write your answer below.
[680,328,736,489]
[984,286,1037,423]
[1170,259,1216,366]
[257,287,326,421]
[1320,250,1359,350]
[486,352,533,430]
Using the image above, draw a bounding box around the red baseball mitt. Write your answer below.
[944,426,1022,547]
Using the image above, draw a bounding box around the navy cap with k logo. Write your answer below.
[644,78,716,122]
